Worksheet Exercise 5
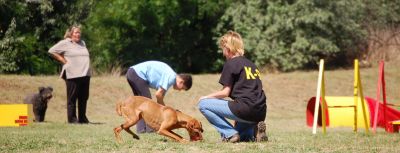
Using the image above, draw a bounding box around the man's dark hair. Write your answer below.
[179,74,192,90]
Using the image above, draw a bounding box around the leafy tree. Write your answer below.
[0,0,93,74]
[362,0,400,62]
[84,0,229,74]
[2,0,400,74]
[216,0,366,71]
[1,1,27,73]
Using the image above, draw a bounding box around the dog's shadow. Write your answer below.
[32,121,106,125]
[32,121,53,124]
[88,122,105,125]
[67,121,106,125]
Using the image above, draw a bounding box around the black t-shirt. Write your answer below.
[219,56,267,122]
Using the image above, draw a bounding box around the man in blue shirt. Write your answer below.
[126,61,193,133]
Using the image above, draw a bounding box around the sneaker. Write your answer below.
[254,121,268,142]
[221,133,240,143]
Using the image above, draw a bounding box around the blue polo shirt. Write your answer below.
[131,61,176,91]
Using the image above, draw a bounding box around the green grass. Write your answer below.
[1,63,400,152]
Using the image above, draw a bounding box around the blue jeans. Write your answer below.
[198,98,256,141]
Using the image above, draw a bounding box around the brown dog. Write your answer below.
[114,96,203,143]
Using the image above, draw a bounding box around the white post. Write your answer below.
[313,59,324,134]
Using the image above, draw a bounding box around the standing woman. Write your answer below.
[198,30,267,142]
[48,25,91,124]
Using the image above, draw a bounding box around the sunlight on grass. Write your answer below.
[1,65,400,152]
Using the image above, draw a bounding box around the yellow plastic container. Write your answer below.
[0,104,33,127]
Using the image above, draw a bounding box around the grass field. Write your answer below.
[1,63,400,153]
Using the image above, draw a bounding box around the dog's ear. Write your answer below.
[187,120,203,132]
[38,87,45,93]
[47,86,53,92]
[187,120,195,130]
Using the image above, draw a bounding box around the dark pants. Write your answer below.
[64,74,90,124]
[126,68,155,133]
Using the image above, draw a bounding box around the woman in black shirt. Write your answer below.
[198,31,267,143]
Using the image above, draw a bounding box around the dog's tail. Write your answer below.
[116,100,123,116]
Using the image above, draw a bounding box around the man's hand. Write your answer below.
[155,88,166,106]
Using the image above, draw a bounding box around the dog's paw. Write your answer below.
[115,138,123,144]
[132,135,140,140]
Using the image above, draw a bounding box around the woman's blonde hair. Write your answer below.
[64,25,81,39]
[219,30,244,56]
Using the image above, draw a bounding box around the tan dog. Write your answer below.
[114,96,203,143]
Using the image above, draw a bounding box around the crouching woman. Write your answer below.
[198,30,267,143]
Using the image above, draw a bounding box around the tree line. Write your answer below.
[1,0,399,75]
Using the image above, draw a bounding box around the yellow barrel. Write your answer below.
[0,104,33,127]
[307,96,371,128]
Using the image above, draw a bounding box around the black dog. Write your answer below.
[24,86,53,122]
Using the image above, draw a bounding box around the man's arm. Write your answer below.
[155,88,166,105]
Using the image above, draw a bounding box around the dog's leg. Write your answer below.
[124,124,140,140]
[167,130,184,140]
[168,130,188,142]
[114,125,124,143]
[122,112,141,140]
[157,109,187,143]
[114,112,141,143]
[114,121,140,143]
[34,114,41,122]
[39,110,46,122]
[158,127,184,140]
[158,128,187,143]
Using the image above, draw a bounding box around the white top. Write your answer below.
[48,38,91,79]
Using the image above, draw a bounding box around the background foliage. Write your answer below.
[84,0,229,74]
[0,0,93,74]
[1,0,400,74]
[216,0,366,71]
[1,65,400,152]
